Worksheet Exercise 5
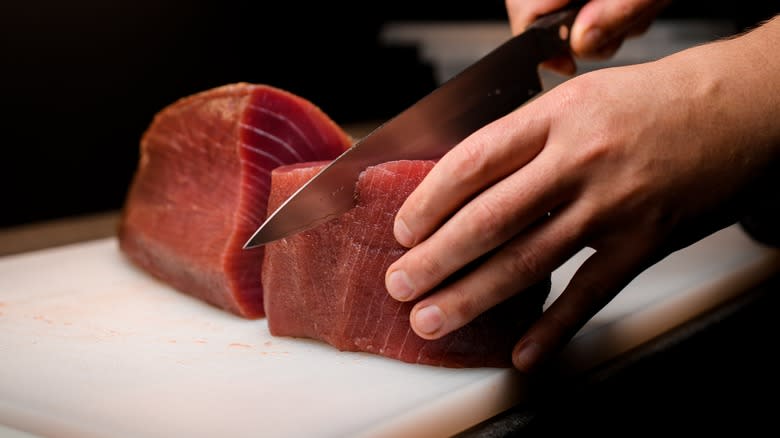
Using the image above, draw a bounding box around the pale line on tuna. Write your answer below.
[354,165,410,348]
[239,122,305,162]
[240,162,272,189]
[145,130,186,153]
[239,141,286,167]
[301,231,314,338]
[236,154,275,229]
[247,104,317,154]
[345,170,385,341]
[345,165,412,348]
[340,237,364,315]
[374,167,410,355]
[396,325,413,360]
[343,239,371,342]
[366,221,399,343]
[361,250,395,342]
[237,173,270,221]
[437,334,457,367]
[235,208,263,229]
[241,175,270,194]
[147,125,199,154]
[379,295,403,356]
[340,173,374,328]
[415,340,430,365]
[236,191,268,224]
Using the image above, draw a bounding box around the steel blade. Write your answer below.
[244,8,577,248]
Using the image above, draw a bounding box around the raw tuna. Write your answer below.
[119,83,351,318]
[263,160,551,368]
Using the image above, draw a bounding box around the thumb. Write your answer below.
[506,0,571,34]
[570,0,667,56]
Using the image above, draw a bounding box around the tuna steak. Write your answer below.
[263,160,551,368]
[119,83,351,318]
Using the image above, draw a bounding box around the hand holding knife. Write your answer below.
[244,2,583,248]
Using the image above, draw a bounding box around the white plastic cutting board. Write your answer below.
[1,224,779,438]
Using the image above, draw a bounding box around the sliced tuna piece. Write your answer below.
[263,160,550,367]
[119,83,351,318]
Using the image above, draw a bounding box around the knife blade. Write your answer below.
[244,4,581,249]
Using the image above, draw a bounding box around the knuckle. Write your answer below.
[452,292,479,324]
[465,197,510,244]
[447,285,487,326]
[569,267,623,311]
[448,139,490,187]
[574,197,605,239]
[412,249,444,284]
[574,278,619,313]
[575,125,615,168]
[504,244,544,280]
[543,310,578,341]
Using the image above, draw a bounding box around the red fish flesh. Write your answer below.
[119,83,351,318]
[262,160,550,367]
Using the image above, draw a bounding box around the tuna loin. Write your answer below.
[263,160,550,368]
[119,83,351,318]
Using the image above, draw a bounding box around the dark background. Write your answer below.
[1,1,778,434]
[0,1,776,228]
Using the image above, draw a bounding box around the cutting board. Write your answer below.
[1,224,779,438]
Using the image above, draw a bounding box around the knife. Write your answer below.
[244,3,582,249]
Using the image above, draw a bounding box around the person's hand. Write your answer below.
[505,0,671,74]
[385,17,780,372]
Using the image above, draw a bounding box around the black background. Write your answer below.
[0,1,775,227]
[1,1,778,435]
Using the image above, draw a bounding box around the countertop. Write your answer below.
[2,212,779,437]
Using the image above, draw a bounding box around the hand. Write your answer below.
[385,17,780,372]
[505,0,672,74]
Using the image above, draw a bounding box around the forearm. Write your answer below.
[650,15,780,222]
[713,15,780,161]
[385,14,780,373]
[673,16,780,244]
[688,16,780,246]
[732,17,780,246]
[664,15,780,164]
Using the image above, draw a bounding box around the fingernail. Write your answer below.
[581,27,603,52]
[387,270,414,301]
[414,305,445,335]
[394,217,414,247]
[513,339,542,372]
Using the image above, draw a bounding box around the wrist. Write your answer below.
[660,16,780,178]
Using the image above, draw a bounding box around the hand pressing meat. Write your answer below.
[119,83,550,367]
[386,4,780,373]
[262,160,550,367]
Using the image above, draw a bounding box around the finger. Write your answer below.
[387,143,575,303]
[586,38,624,60]
[407,198,591,340]
[512,240,657,372]
[541,54,577,76]
[393,105,550,248]
[570,0,669,56]
[506,0,571,35]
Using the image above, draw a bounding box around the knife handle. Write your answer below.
[528,1,585,35]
